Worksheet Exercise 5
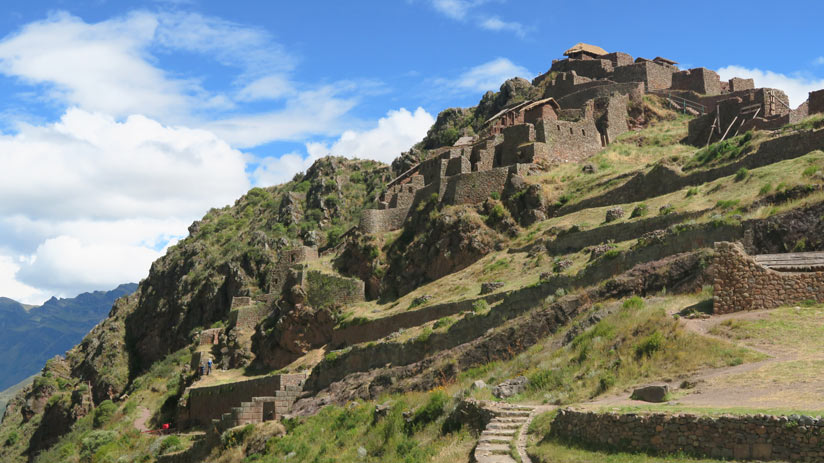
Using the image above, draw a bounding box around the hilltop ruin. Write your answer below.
[360,43,818,235]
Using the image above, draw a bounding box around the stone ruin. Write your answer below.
[712,241,824,313]
[358,43,774,235]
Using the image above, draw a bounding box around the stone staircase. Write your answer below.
[474,404,536,463]
[212,379,303,432]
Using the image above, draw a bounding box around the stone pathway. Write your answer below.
[473,403,535,463]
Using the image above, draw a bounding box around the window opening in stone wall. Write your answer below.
[582,129,586,136]
[569,127,573,134]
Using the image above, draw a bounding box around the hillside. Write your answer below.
[0,284,137,392]
[1,44,824,463]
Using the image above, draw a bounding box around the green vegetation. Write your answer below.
[259,393,472,463]
[687,132,753,169]
[734,167,749,181]
[630,204,648,218]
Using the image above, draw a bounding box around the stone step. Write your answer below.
[490,417,528,424]
[482,428,517,436]
[479,435,511,444]
[474,454,517,463]
[496,410,531,417]
[476,443,510,454]
[488,422,521,430]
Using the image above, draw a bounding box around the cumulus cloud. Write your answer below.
[0,108,250,302]
[16,236,162,297]
[252,107,435,187]
[306,107,435,164]
[717,65,824,108]
[422,0,527,37]
[0,255,44,305]
[438,57,531,93]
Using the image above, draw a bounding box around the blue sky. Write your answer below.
[0,0,822,304]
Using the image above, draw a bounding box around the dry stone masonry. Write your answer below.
[712,242,824,313]
[183,374,306,428]
[358,42,771,235]
[552,409,824,462]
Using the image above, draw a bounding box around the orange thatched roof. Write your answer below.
[563,43,607,57]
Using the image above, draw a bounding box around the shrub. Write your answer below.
[802,165,819,177]
[602,249,621,259]
[80,431,116,459]
[93,400,117,428]
[759,183,773,195]
[489,191,500,200]
[735,167,749,181]
[433,317,454,330]
[528,369,564,391]
[635,331,665,357]
[597,373,616,394]
[5,431,18,446]
[222,424,255,448]
[159,436,182,455]
[405,391,448,433]
[622,296,644,309]
[415,327,433,343]
[630,203,649,218]
[210,320,225,329]
[471,299,489,314]
[685,187,699,197]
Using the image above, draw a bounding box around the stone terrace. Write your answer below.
[713,241,824,313]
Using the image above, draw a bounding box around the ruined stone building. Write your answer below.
[358,43,811,234]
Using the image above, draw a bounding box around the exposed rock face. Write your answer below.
[382,205,499,297]
[443,398,495,433]
[492,376,528,398]
[253,302,335,369]
[480,282,504,294]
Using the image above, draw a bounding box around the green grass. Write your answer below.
[466,294,762,405]
[708,304,824,355]
[258,392,473,463]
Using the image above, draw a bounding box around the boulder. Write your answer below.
[605,206,625,222]
[630,385,669,403]
[492,376,528,399]
[480,282,504,294]
[471,380,487,390]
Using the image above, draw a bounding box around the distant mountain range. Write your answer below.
[0,284,138,392]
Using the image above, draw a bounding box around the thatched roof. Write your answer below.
[563,43,607,57]
[521,97,560,112]
[485,100,531,124]
[653,56,678,65]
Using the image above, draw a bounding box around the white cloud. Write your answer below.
[430,0,476,19]
[0,107,250,302]
[16,236,162,297]
[0,11,195,121]
[236,74,294,102]
[717,65,824,108]
[478,16,526,38]
[306,107,435,164]
[250,151,319,188]
[205,85,360,147]
[0,255,44,305]
[252,106,434,187]
[440,57,531,93]
[815,57,824,66]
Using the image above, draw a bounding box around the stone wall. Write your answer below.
[810,89,824,115]
[729,77,755,92]
[359,206,412,234]
[551,409,824,462]
[536,117,602,162]
[550,58,614,79]
[671,67,722,95]
[441,167,511,205]
[555,82,644,110]
[198,328,222,346]
[186,374,305,426]
[712,241,824,314]
[612,61,674,91]
[229,302,271,331]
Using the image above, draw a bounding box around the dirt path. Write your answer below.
[133,406,151,432]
